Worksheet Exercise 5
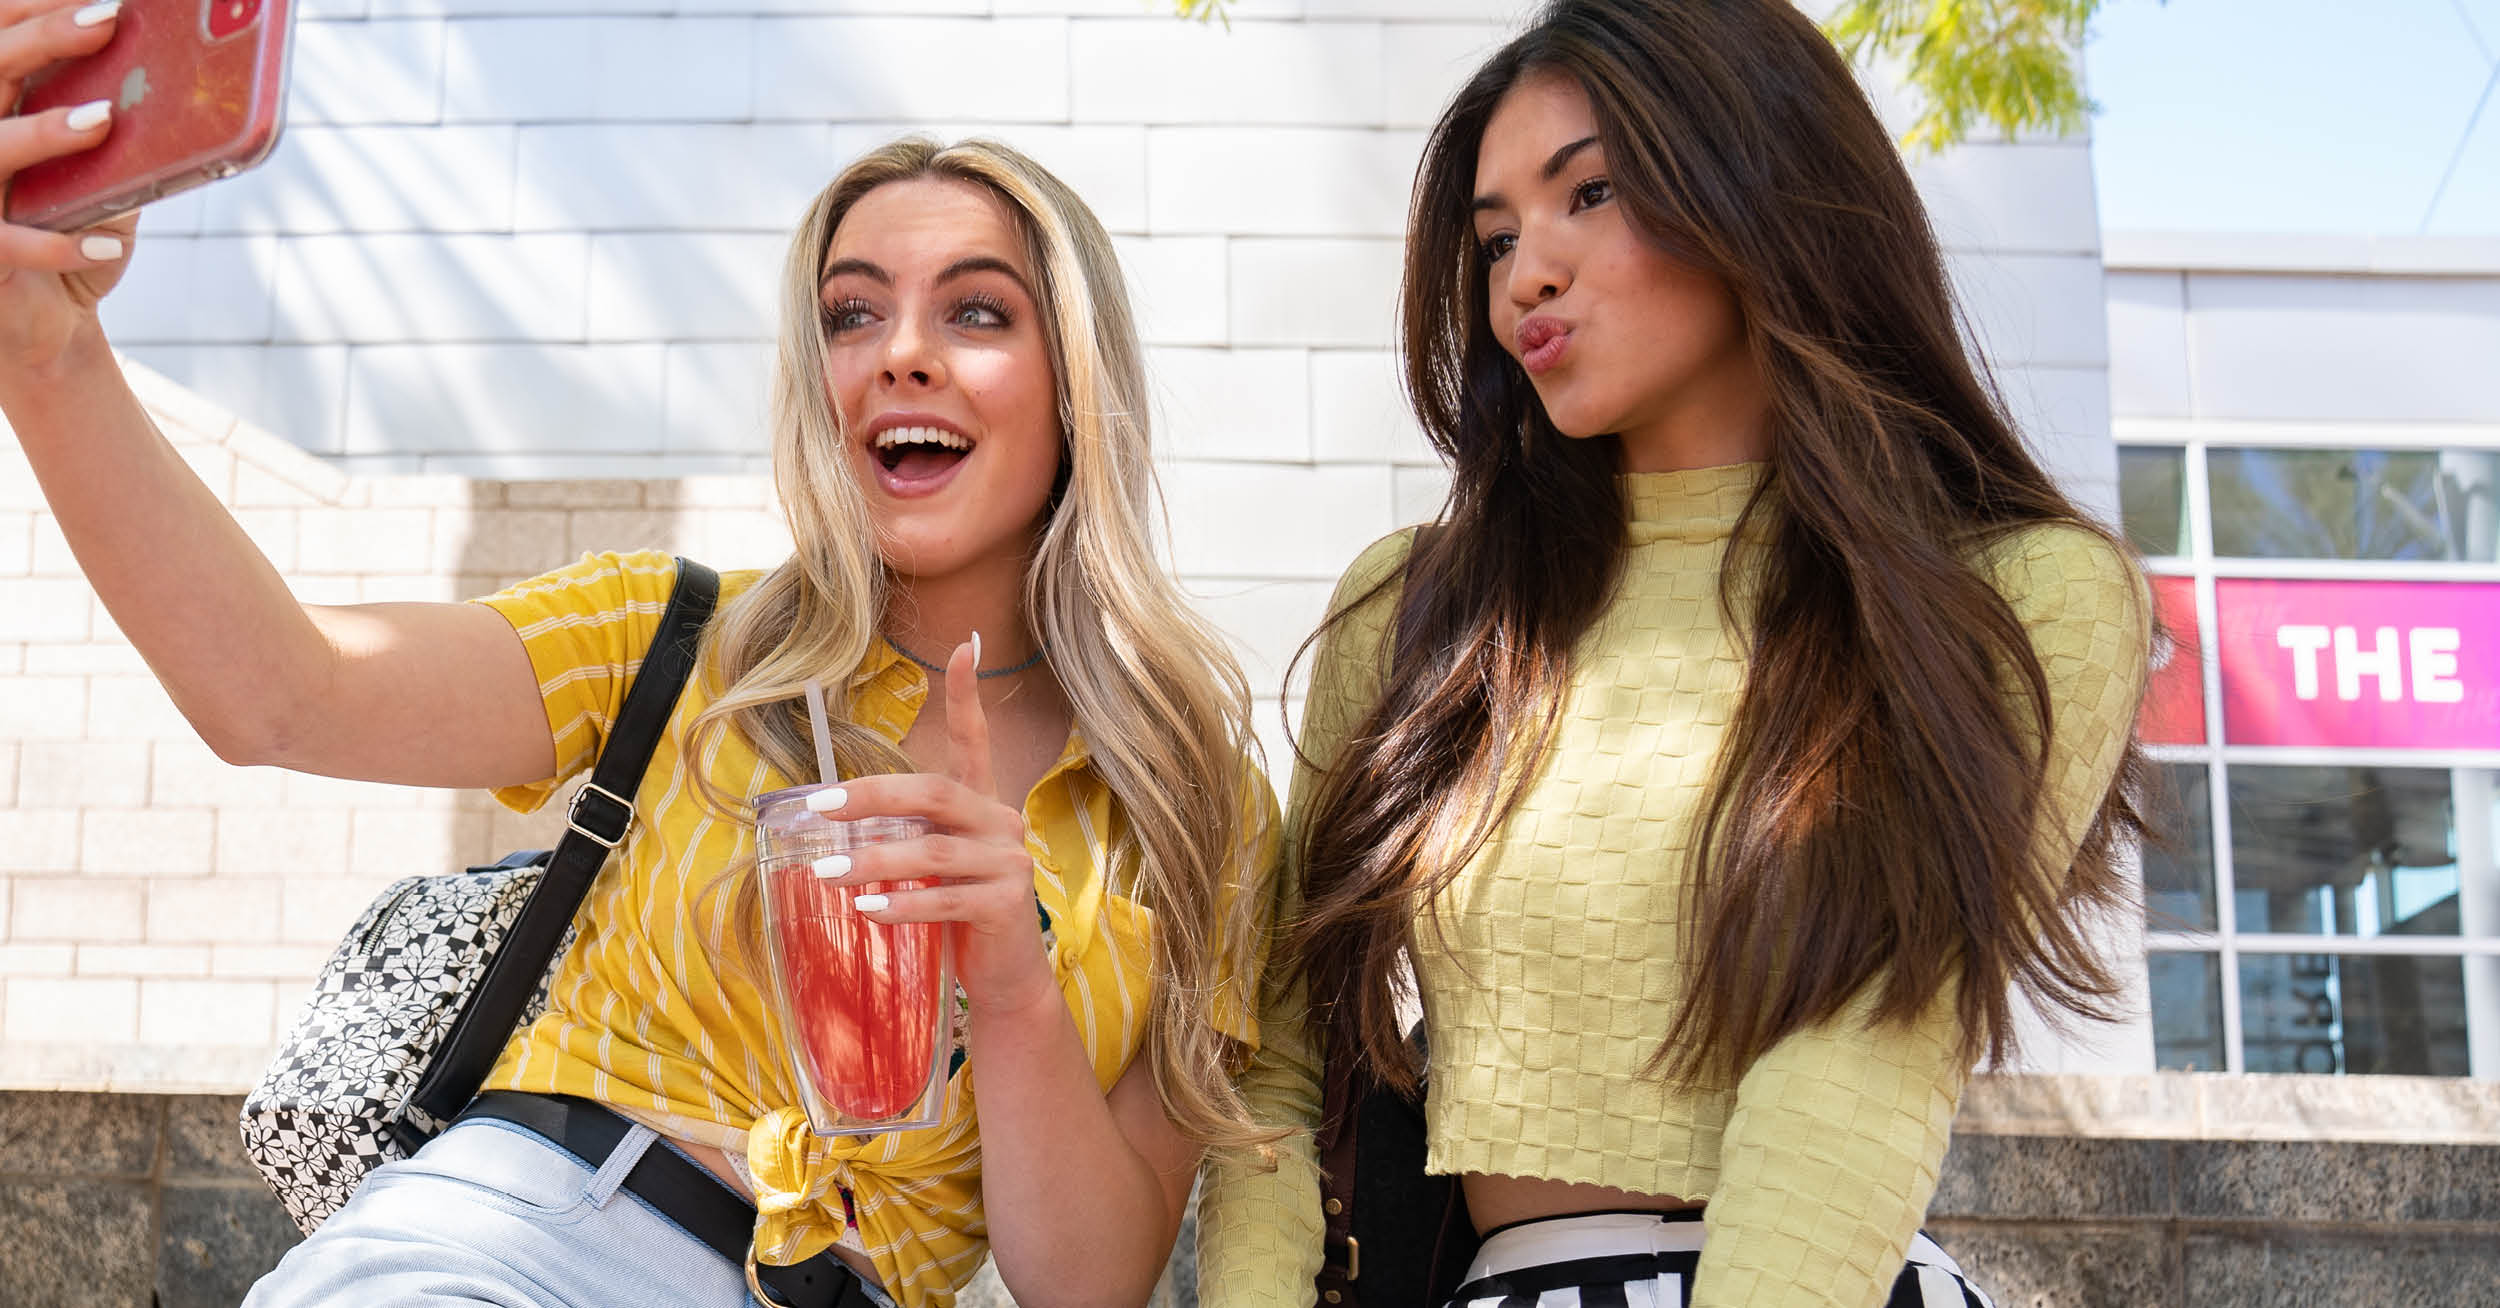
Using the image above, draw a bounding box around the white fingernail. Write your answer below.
[65,100,111,132]
[812,854,850,879]
[804,786,847,813]
[73,2,120,28]
[853,893,889,912]
[971,631,982,667]
[80,235,123,262]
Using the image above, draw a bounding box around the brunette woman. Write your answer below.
[1198,3,2151,1305]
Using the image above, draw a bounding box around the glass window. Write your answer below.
[2148,951,2225,1071]
[2207,447,2500,562]
[2228,765,2460,937]
[2118,446,2189,557]
[2239,953,2470,1076]
[2144,763,2216,931]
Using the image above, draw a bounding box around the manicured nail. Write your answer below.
[73,2,120,28]
[970,631,982,668]
[65,100,111,132]
[811,854,851,880]
[80,235,123,262]
[853,893,889,912]
[804,786,847,814]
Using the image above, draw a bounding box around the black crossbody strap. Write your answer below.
[403,558,721,1132]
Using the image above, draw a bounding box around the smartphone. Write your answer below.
[5,0,294,232]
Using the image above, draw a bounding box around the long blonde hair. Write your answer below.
[686,138,1274,1151]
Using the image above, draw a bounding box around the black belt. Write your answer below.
[459,1091,880,1308]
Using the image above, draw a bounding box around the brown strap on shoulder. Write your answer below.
[1314,1025,1361,1305]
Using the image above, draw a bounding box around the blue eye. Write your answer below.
[822,298,874,333]
[952,294,1012,329]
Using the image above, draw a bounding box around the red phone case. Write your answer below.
[6,0,293,231]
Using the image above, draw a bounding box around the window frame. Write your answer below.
[2119,418,2500,1076]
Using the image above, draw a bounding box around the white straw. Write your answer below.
[802,678,839,784]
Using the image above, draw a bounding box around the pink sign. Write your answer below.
[2216,578,2500,750]
[2142,575,2206,746]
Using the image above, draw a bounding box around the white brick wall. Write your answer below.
[8,5,2127,1088]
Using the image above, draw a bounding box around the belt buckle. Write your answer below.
[745,1239,797,1308]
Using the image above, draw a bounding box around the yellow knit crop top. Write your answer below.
[1197,462,2149,1308]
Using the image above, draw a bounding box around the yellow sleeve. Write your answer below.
[1207,771,1286,1050]
[466,549,682,815]
[1196,530,1414,1308]
[1694,525,2150,1307]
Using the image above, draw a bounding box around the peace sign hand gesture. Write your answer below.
[803,636,1058,1016]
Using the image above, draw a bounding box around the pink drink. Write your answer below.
[754,789,950,1135]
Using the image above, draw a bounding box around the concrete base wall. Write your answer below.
[8,1089,2498,1308]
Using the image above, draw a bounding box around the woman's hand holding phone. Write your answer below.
[0,0,136,370]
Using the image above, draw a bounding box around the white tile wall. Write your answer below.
[1148,347,1312,462]
[1070,19,1386,126]
[1227,238,1402,348]
[2103,270,2191,419]
[99,239,282,344]
[202,127,522,235]
[274,235,591,343]
[290,20,448,126]
[8,4,2131,1089]
[344,344,671,455]
[443,18,757,123]
[1147,127,1424,236]
[662,343,777,456]
[514,125,842,232]
[751,19,1073,123]
[1112,236,1229,347]
[1382,23,1514,128]
[1948,251,2110,370]
[2182,273,2500,423]
[1911,143,2103,256]
[1309,349,1433,465]
[586,234,787,343]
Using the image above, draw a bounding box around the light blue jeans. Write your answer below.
[244,1116,900,1308]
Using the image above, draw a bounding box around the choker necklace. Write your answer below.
[887,637,1049,681]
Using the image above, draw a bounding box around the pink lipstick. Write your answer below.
[1517,315,1571,374]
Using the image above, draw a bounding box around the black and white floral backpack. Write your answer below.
[240,560,718,1232]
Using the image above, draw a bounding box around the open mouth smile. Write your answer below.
[865,420,974,495]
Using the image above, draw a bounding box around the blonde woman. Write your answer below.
[0,128,1275,1308]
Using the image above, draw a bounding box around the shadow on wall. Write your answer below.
[95,14,901,476]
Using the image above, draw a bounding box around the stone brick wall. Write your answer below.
[9,1078,2500,1306]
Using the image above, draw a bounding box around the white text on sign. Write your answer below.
[2274,625,2465,704]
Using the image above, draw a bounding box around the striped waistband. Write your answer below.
[1465,1210,1965,1283]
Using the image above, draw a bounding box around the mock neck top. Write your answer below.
[1197,483,2149,1308]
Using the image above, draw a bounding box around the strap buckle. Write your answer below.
[566,782,635,849]
[746,1240,795,1308]
[1322,1233,1361,1283]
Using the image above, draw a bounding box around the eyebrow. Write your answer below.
[1469,135,1603,215]
[819,254,1033,296]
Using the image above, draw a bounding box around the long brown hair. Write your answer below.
[1289,0,2151,1092]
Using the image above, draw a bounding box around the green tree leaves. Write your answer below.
[1169,0,2104,154]
[1823,0,2102,153]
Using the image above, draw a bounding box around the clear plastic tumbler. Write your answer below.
[753,785,950,1136]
